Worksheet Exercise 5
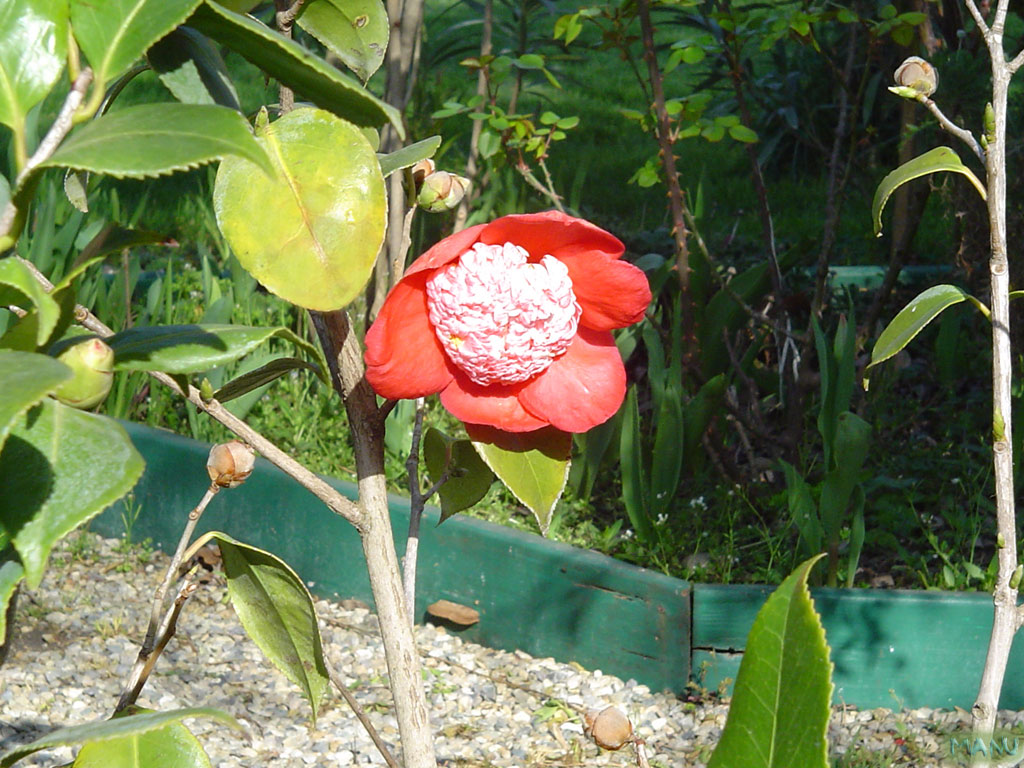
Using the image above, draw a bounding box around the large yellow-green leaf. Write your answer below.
[213,533,330,723]
[468,426,571,535]
[297,0,389,82]
[0,708,240,768]
[0,400,144,588]
[40,103,274,179]
[0,0,67,133]
[872,146,986,236]
[73,713,210,768]
[214,107,386,310]
[70,0,202,87]
[189,1,401,133]
[707,555,832,768]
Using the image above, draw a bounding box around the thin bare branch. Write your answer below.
[964,0,990,36]
[916,94,985,163]
[327,666,401,768]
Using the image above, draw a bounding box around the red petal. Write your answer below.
[479,211,624,262]
[403,223,488,278]
[558,252,652,331]
[518,327,626,433]
[364,274,454,398]
[440,372,549,432]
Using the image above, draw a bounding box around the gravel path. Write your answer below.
[0,532,1020,767]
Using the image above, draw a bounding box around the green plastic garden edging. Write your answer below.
[94,422,1024,709]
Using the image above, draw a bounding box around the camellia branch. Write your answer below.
[17,258,366,531]
[915,93,985,163]
[116,484,219,711]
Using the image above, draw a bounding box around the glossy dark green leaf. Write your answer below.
[70,0,202,86]
[0,400,143,589]
[41,104,274,179]
[0,257,61,346]
[0,350,71,453]
[0,708,240,768]
[0,559,24,646]
[188,1,401,134]
[872,147,985,236]
[864,285,979,389]
[213,356,323,402]
[72,713,210,768]
[107,323,318,373]
[148,26,241,110]
[297,0,389,82]
[377,136,442,178]
[213,533,329,722]
[0,0,67,132]
[214,107,386,310]
[423,428,495,523]
[707,555,831,768]
[468,426,571,536]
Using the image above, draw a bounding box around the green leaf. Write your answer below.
[0,0,67,133]
[864,284,980,389]
[147,26,242,110]
[0,708,240,768]
[0,350,71,453]
[681,45,705,64]
[0,258,61,346]
[0,559,24,647]
[213,356,323,402]
[514,53,544,69]
[0,399,144,589]
[619,386,652,543]
[872,147,986,236]
[214,107,386,311]
[212,533,330,722]
[781,460,821,556]
[296,0,389,82]
[468,426,571,536]
[40,103,274,179]
[649,386,683,522]
[707,555,832,768]
[729,124,758,143]
[683,374,726,470]
[107,323,319,373]
[377,135,442,178]
[188,1,401,134]
[73,711,211,768]
[70,0,203,87]
[423,428,495,523]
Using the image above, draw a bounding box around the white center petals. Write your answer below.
[425,242,581,386]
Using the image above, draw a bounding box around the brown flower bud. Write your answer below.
[411,158,436,192]
[584,706,633,751]
[894,56,938,96]
[54,338,114,409]
[207,441,255,488]
[417,171,470,213]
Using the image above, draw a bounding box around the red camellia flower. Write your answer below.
[364,211,651,433]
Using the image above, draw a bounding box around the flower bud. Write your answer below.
[54,338,114,409]
[584,706,633,751]
[207,441,255,488]
[417,171,470,213]
[894,56,938,96]
[411,158,435,192]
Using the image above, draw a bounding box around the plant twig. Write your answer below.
[327,666,401,768]
[117,483,218,711]
[0,68,93,245]
[915,94,984,163]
